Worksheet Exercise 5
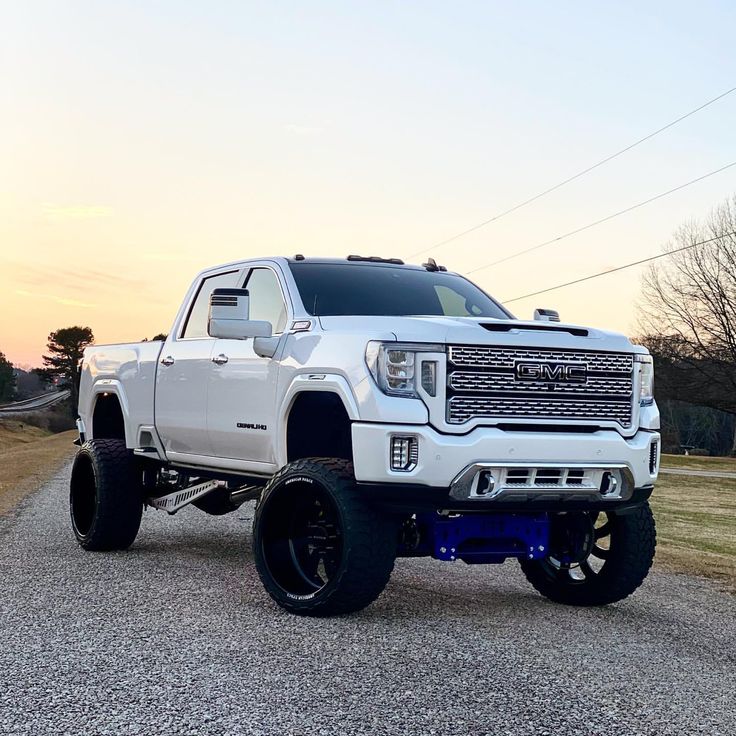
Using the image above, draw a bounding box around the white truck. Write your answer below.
[72,255,659,616]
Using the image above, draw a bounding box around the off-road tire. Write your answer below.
[69,439,143,551]
[253,458,397,616]
[520,503,656,606]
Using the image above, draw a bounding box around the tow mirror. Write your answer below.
[208,288,273,339]
[534,308,560,323]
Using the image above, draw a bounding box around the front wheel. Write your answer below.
[520,503,656,606]
[253,458,397,616]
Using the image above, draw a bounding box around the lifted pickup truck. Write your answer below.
[72,255,659,616]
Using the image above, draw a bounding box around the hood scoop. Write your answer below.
[480,323,589,338]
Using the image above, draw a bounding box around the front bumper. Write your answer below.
[351,423,660,500]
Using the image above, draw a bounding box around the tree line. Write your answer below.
[639,195,736,454]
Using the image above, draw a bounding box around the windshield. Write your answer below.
[289,262,510,319]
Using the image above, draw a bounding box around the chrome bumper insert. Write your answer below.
[449,463,634,502]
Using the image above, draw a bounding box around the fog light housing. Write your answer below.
[649,440,659,475]
[390,435,419,471]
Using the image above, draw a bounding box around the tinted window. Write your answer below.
[289,263,509,319]
[182,270,241,338]
[245,268,287,332]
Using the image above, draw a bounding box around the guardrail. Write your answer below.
[0,390,71,414]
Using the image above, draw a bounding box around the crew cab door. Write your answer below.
[155,269,242,457]
[207,265,289,464]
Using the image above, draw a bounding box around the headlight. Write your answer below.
[365,342,443,397]
[636,354,654,406]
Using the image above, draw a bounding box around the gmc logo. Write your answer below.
[515,361,588,384]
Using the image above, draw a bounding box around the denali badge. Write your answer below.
[237,422,268,431]
[515,361,587,384]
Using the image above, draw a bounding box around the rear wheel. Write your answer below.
[253,458,397,616]
[520,503,656,606]
[69,439,143,551]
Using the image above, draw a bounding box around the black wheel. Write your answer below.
[520,503,656,606]
[69,439,143,551]
[253,458,397,616]
[193,486,240,516]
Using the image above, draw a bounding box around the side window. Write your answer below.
[181,270,240,338]
[245,268,287,333]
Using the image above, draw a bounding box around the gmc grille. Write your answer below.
[446,345,635,429]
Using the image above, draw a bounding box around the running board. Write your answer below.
[147,479,225,515]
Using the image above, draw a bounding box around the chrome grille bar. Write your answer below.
[448,396,633,426]
[449,371,632,397]
[448,346,633,373]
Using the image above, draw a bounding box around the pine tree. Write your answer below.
[36,326,94,414]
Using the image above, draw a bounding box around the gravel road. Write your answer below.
[1,465,734,736]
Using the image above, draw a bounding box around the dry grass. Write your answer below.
[0,420,51,450]
[651,473,736,592]
[0,424,77,516]
[661,453,736,473]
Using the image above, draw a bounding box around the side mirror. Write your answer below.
[208,288,273,339]
[534,308,560,323]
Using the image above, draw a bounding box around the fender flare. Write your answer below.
[276,374,360,467]
[86,379,134,447]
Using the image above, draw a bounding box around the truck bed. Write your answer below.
[78,341,164,448]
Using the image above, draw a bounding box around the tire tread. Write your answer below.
[520,503,656,606]
[254,457,396,616]
[71,439,143,551]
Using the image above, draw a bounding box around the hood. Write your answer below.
[317,315,645,354]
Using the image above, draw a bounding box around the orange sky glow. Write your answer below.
[2,2,735,367]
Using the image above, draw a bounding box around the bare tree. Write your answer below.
[639,195,736,450]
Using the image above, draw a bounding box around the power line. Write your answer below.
[502,231,736,304]
[410,85,736,259]
[467,160,736,274]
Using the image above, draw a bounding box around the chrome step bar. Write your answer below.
[147,479,264,515]
[147,479,225,515]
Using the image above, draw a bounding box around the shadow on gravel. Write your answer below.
[127,535,250,561]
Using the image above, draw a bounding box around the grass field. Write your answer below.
[661,453,736,473]
[0,421,77,516]
[649,454,736,591]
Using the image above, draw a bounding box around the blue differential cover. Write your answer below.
[417,513,551,564]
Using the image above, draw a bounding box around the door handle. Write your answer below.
[212,354,229,365]
[161,355,175,366]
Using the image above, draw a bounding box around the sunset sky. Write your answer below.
[2,1,735,367]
